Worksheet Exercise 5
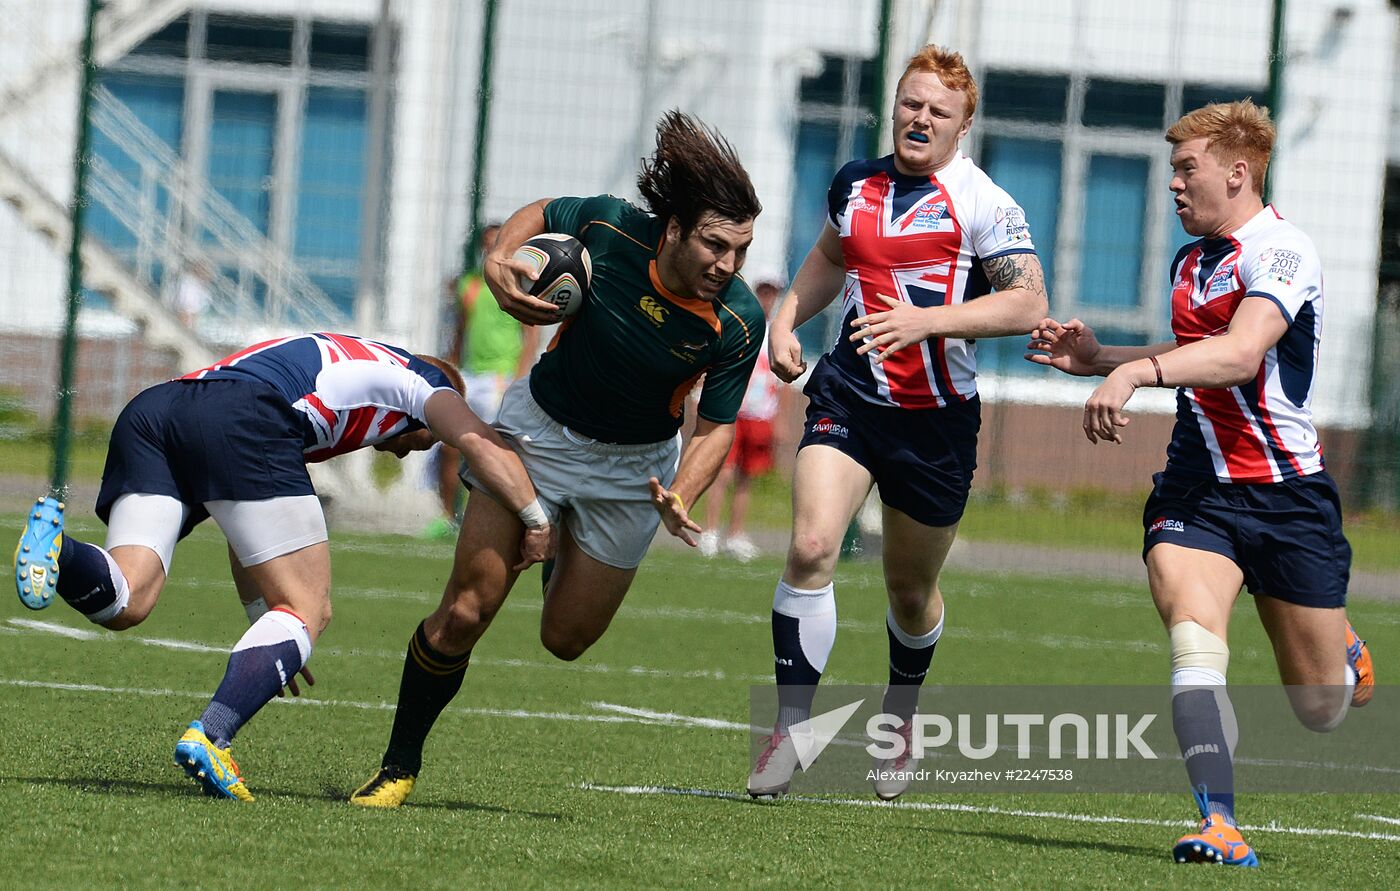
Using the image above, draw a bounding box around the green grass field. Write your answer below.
[8,428,1400,573]
[2,514,1397,888]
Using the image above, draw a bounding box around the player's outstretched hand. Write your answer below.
[1025,317,1102,376]
[515,523,557,571]
[483,249,564,326]
[277,665,315,698]
[849,294,935,362]
[649,477,702,546]
[768,326,807,383]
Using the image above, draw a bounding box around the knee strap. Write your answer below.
[1170,621,1229,676]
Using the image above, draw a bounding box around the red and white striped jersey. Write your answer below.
[1165,206,1325,483]
[824,151,1037,408]
[182,332,455,462]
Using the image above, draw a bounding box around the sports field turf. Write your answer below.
[2,514,1396,888]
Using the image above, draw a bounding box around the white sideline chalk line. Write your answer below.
[1356,813,1400,826]
[590,702,750,731]
[0,621,1379,767]
[5,618,774,683]
[0,677,721,728]
[4,671,1398,843]
[11,596,1165,653]
[579,784,1400,844]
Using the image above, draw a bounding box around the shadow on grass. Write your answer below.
[907,823,1162,861]
[4,775,566,821]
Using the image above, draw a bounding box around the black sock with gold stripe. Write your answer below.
[382,621,471,775]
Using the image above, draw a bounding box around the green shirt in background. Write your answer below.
[458,272,523,376]
[533,195,765,444]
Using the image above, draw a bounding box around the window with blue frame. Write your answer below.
[787,54,876,358]
[975,68,1261,370]
[1079,153,1149,308]
[208,90,278,235]
[91,13,380,321]
[89,74,184,279]
[977,135,1061,374]
[298,88,369,313]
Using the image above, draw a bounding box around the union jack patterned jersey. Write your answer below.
[1165,206,1325,483]
[181,332,454,462]
[824,151,1038,408]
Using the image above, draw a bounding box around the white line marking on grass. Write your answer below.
[1357,813,1400,826]
[131,636,226,653]
[6,618,773,682]
[590,702,751,731]
[7,666,1399,840]
[332,589,1165,650]
[0,678,734,729]
[9,618,101,639]
[579,784,1400,843]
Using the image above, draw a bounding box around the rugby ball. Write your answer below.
[513,233,592,317]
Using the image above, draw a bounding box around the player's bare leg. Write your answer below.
[15,493,173,626]
[426,443,464,538]
[700,465,734,557]
[1254,597,1357,727]
[537,523,638,660]
[870,509,957,800]
[177,541,329,801]
[749,445,871,797]
[353,490,525,807]
[93,545,165,629]
[1147,544,1257,866]
[724,472,759,562]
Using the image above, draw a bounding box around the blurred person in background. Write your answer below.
[174,259,214,331]
[425,223,540,539]
[701,277,784,562]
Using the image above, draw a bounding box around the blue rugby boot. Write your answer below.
[174,721,254,801]
[14,497,63,610]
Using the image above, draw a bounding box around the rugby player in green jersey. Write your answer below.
[351,111,765,806]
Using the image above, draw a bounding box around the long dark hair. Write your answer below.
[636,110,761,234]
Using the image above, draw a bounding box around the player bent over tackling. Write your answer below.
[13,332,552,801]
[1027,100,1374,867]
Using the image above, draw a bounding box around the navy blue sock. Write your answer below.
[200,609,311,747]
[54,535,121,618]
[382,621,471,774]
[773,612,822,730]
[1173,688,1236,823]
[881,611,941,722]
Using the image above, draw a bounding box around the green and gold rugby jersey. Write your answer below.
[530,195,764,444]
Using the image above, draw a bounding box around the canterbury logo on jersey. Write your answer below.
[639,296,668,325]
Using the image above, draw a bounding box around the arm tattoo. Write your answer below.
[982,253,1046,296]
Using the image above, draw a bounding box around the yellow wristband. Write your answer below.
[670,491,686,513]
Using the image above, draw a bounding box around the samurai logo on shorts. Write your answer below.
[1149,516,1185,534]
[811,416,849,438]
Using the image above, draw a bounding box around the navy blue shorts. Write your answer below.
[798,359,980,527]
[96,379,314,538]
[1142,470,1351,608]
